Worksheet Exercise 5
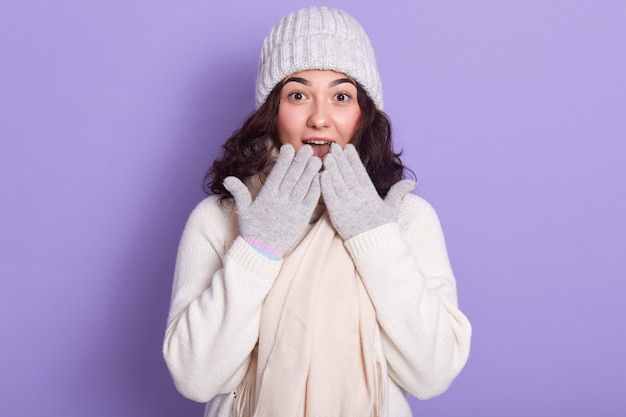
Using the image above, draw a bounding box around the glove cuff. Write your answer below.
[243,236,284,260]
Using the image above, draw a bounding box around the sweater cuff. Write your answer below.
[344,222,403,259]
[226,237,283,278]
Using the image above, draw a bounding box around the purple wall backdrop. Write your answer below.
[1,1,625,416]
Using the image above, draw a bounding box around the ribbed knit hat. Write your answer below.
[256,6,383,110]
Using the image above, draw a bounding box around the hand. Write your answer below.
[224,144,321,259]
[320,143,415,240]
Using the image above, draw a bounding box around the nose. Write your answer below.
[307,102,330,129]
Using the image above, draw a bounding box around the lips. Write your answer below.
[303,138,334,158]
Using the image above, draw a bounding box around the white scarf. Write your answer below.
[231,208,386,417]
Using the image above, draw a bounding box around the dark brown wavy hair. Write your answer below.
[204,80,413,198]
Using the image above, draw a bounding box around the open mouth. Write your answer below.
[303,139,334,158]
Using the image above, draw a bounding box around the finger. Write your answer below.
[320,170,339,207]
[322,152,349,197]
[290,154,322,201]
[384,179,416,208]
[343,144,371,187]
[329,143,358,188]
[302,173,321,207]
[223,176,252,213]
[279,145,314,193]
[264,144,296,191]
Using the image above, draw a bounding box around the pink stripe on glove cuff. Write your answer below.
[243,236,283,260]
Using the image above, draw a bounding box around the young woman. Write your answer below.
[163,6,471,417]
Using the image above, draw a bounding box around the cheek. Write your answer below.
[336,109,361,137]
[276,106,303,142]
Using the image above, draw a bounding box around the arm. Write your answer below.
[344,195,471,399]
[162,197,282,402]
[164,145,321,402]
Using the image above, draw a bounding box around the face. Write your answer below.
[276,70,361,159]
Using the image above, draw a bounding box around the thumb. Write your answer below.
[384,179,416,208]
[223,176,252,213]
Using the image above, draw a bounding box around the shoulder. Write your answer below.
[397,193,446,239]
[187,195,233,224]
[182,195,235,246]
[398,193,440,224]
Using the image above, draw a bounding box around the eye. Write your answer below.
[334,92,351,102]
[287,91,307,101]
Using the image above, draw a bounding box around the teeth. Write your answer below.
[304,140,331,145]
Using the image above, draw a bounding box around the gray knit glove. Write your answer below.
[320,143,415,240]
[223,144,321,260]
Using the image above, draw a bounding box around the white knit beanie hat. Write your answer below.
[256,6,383,110]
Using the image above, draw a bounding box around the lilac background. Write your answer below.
[1,0,625,416]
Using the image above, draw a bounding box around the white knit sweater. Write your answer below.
[163,193,471,417]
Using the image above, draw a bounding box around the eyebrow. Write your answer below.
[283,77,311,87]
[282,77,357,88]
[329,78,356,87]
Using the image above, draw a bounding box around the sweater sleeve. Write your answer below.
[162,197,282,402]
[343,194,471,399]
